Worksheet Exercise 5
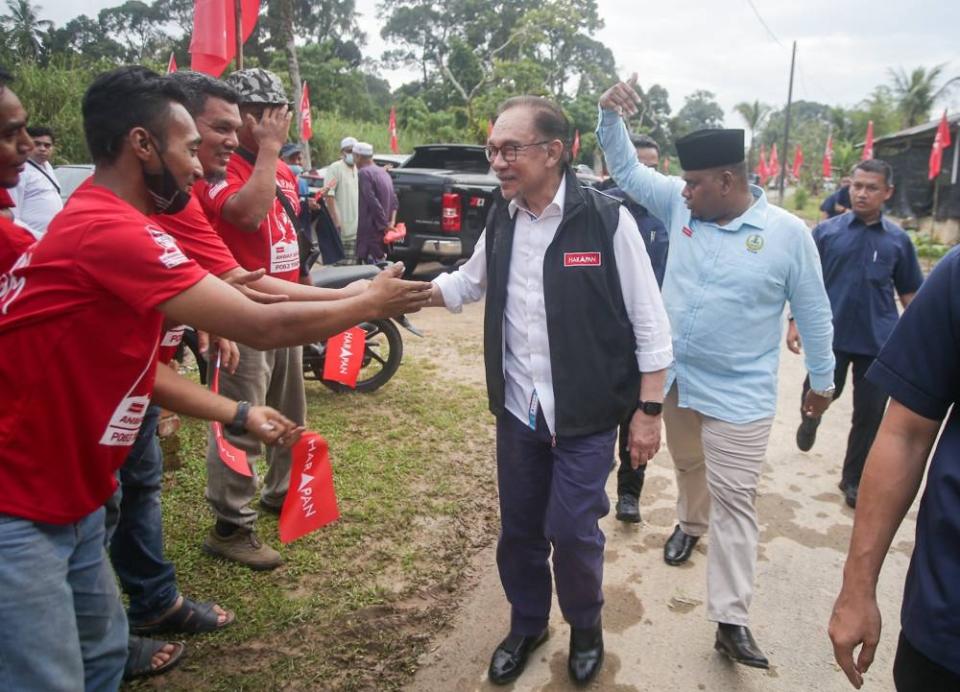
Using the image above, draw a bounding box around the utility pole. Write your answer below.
[234,0,244,70]
[778,40,797,204]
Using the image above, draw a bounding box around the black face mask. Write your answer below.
[142,141,191,215]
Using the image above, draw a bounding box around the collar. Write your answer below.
[848,211,889,232]
[711,185,768,233]
[508,174,567,221]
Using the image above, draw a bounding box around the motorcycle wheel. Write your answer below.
[320,319,404,393]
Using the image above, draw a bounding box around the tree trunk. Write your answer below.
[281,0,310,169]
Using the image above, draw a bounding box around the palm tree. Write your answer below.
[734,100,771,172]
[1,0,52,62]
[889,64,960,128]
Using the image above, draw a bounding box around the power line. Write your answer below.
[744,0,785,48]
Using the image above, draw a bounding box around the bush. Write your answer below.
[793,187,809,211]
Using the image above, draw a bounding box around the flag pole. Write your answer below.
[234,0,244,70]
[778,40,797,204]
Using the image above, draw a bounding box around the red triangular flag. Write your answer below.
[166,52,178,74]
[571,129,581,159]
[322,326,365,388]
[189,0,260,77]
[299,82,313,141]
[791,144,804,179]
[768,143,779,178]
[822,134,833,178]
[278,432,340,543]
[929,110,952,180]
[388,106,399,154]
[756,144,769,184]
[862,120,874,160]
[209,356,252,477]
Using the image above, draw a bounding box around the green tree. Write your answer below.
[889,64,960,128]
[45,15,125,63]
[670,90,723,140]
[1,0,52,62]
[733,100,771,172]
[97,0,169,62]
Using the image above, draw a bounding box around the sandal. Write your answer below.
[130,596,236,636]
[123,635,186,680]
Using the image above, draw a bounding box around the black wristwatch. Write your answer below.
[639,400,663,416]
[227,401,251,435]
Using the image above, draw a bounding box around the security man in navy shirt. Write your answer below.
[602,133,669,525]
[829,245,960,691]
[787,159,923,508]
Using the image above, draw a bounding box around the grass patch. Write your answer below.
[129,357,497,691]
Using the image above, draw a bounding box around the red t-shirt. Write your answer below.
[0,216,35,273]
[154,192,242,364]
[0,188,14,209]
[0,183,207,524]
[196,157,301,283]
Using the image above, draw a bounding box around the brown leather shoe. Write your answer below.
[202,527,283,571]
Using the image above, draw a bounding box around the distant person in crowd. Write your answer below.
[598,74,835,669]
[0,68,37,269]
[325,136,360,262]
[10,124,63,236]
[829,246,960,692]
[430,95,672,686]
[788,159,923,508]
[820,176,852,219]
[355,141,398,264]
[280,142,310,197]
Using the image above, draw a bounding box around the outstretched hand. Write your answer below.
[367,263,434,317]
[599,73,641,117]
[246,405,305,449]
[225,268,289,304]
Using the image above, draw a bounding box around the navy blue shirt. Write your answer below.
[819,185,851,217]
[813,212,923,356]
[605,186,668,288]
[867,246,960,676]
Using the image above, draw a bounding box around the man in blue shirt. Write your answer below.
[829,246,960,692]
[788,160,923,509]
[602,133,669,524]
[820,176,852,219]
[598,75,836,669]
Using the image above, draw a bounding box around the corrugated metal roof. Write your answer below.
[860,113,960,147]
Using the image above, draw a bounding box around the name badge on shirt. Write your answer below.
[563,252,601,267]
[269,214,300,274]
[99,395,151,447]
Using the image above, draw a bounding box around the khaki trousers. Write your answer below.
[205,343,306,529]
[662,385,773,626]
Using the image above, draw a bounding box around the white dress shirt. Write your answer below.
[11,160,63,237]
[434,176,673,435]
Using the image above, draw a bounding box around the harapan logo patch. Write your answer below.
[746,233,764,253]
[564,252,601,267]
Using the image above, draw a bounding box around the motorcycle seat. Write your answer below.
[310,264,381,289]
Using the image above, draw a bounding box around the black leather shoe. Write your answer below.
[796,415,820,452]
[615,494,641,523]
[488,629,548,685]
[568,625,603,686]
[664,525,699,566]
[714,623,769,669]
[843,484,858,508]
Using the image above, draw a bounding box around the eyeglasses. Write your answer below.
[485,140,551,163]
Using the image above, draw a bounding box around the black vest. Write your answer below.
[483,168,641,436]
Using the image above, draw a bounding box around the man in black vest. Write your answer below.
[429,96,673,686]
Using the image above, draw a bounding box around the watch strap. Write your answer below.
[227,401,251,435]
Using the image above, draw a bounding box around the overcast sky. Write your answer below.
[38,0,960,128]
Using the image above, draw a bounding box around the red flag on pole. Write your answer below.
[278,432,340,543]
[791,144,804,179]
[862,120,875,160]
[299,82,313,141]
[166,52,178,74]
[571,130,581,160]
[768,143,779,178]
[322,327,365,388]
[756,144,769,185]
[929,110,952,180]
[822,134,833,177]
[486,119,493,138]
[388,106,399,154]
[209,356,252,477]
[189,0,259,77]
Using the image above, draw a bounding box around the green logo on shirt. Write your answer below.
[746,234,764,253]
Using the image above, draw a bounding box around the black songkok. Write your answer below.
[676,129,745,171]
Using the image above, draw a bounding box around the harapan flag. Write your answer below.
[166,52,178,74]
[756,144,769,184]
[299,82,313,141]
[822,134,833,177]
[862,120,875,160]
[189,0,260,77]
[929,110,952,180]
[322,326,365,388]
[572,129,581,159]
[388,106,399,154]
[279,432,340,543]
[791,144,804,179]
[209,356,252,477]
[768,143,779,178]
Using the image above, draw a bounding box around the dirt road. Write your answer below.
[404,287,914,692]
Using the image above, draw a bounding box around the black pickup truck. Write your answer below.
[387,144,497,275]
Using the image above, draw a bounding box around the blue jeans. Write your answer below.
[0,507,128,691]
[105,405,179,622]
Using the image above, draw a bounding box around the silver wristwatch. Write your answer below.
[810,384,836,399]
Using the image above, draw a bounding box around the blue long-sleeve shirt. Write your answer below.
[597,108,835,424]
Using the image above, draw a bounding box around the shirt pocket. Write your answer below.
[866,258,893,285]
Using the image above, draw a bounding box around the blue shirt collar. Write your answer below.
[845,210,891,232]
[707,185,768,233]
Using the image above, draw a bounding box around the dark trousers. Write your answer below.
[496,410,616,636]
[802,350,888,488]
[105,405,179,621]
[894,631,960,691]
[616,404,646,498]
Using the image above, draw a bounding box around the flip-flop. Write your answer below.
[130,596,236,636]
[123,636,186,680]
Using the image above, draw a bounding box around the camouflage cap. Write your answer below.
[225,68,289,106]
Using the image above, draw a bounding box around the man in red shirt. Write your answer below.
[0,67,34,266]
[0,66,431,690]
